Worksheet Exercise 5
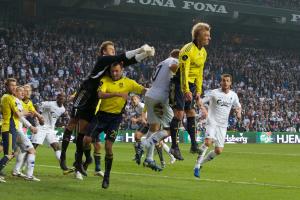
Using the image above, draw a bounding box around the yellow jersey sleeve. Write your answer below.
[179,43,192,93]
[97,77,108,93]
[129,79,144,94]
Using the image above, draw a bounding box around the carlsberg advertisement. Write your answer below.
[26,128,300,144]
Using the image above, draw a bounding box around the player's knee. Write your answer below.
[93,142,101,152]
[33,143,39,149]
[78,119,89,133]
[94,147,101,154]
[83,136,92,145]
[204,139,212,147]
[28,148,36,154]
[185,109,196,117]
[105,130,117,143]
[135,132,142,140]
[105,153,113,160]
[174,110,184,120]
[67,119,77,130]
[215,148,223,155]
[51,142,60,151]
[105,147,113,157]
[149,124,160,132]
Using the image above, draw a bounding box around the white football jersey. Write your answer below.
[203,88,241,127]
[39,101,65,129]
[15,98,24,130]
[146,57,178,102]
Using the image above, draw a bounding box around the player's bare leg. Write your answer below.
[50,142,62,162]
[142,124,162,171]
[193,138,214,178]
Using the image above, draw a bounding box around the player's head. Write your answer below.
[5,78,17,95]
[110,62,123,81]
[131,95,140,106]
[169,49,180,59]
[15,86,25,100]
[23,84,32,99]
[191,22,211,46]
[220,74,232,91]
[99,41,115,56]
[56,93,66,107]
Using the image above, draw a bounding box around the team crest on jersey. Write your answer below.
[119,82,124,88]
[182,55,188,61]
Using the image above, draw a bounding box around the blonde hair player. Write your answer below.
[169,22,211,160]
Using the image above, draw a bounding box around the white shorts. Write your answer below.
[16,130,34,152]
[145,96,173,128]
[205,124,227,148]
[31,126,58,145]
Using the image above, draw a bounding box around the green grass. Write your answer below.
[1,143,300,200]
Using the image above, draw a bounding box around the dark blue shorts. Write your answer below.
[86,112,123,142]
[169,78,196,111]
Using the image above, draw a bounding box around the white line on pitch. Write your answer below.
[225,151,300,157]
[37,164,300,190]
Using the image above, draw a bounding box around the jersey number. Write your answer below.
[151,64,162,82]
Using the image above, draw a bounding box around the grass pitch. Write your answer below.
[1,143,300,200]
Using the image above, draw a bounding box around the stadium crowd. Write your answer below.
[0,24,299,132]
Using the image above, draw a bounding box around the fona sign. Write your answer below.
[126,0,228,14]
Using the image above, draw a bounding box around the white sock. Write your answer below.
[55,150,61,161]
[125,48,142,59]
[22,155,28,171]
[14,151,26,173]
[162,143,173,158]
[194,144,209,169]
[27,154,36,177]
[146,144,155,161]
[201,151,217,165]
[142,131,154,148]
